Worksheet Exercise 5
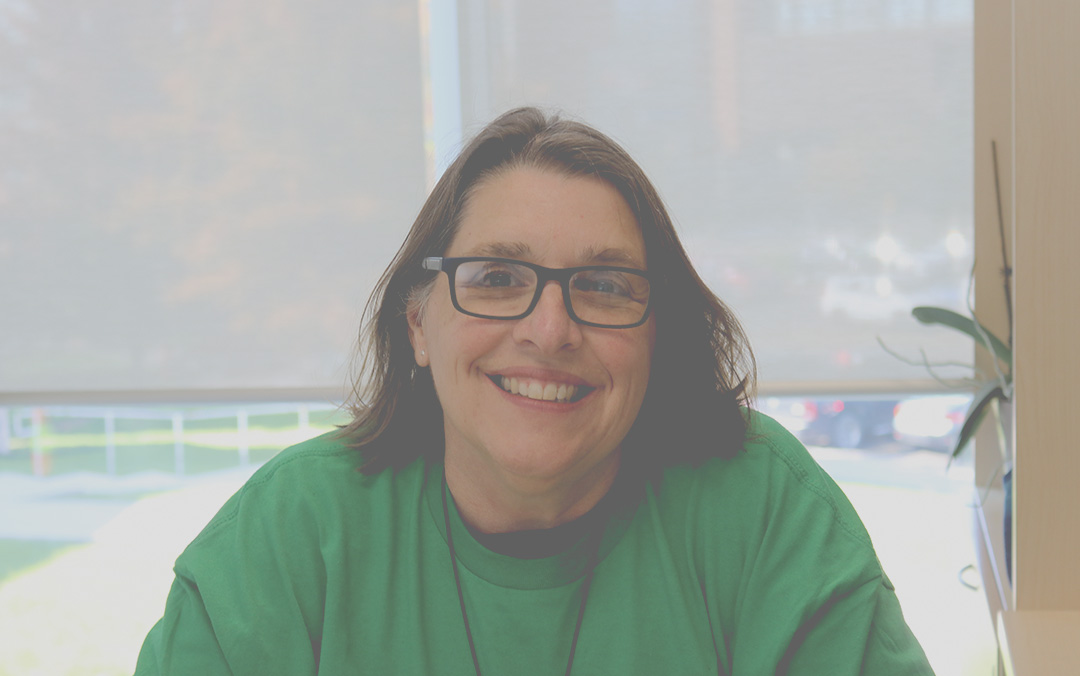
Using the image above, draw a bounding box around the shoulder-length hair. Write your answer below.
[339,107,755,476]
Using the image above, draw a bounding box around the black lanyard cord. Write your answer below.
[441,476,600,676]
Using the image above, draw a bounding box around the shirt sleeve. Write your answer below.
[713,415,936,676]
[133,458,328,676]
[134,575,234,676]
[777,574,935,675]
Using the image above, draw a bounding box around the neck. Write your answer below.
[443,450,621,534]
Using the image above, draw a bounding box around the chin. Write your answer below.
[491,443,616,484]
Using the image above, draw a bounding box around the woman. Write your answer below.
[135,108,934,675]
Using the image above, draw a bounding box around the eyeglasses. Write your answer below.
[422,257,652,329]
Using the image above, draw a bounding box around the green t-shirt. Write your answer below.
[135,413,934,675]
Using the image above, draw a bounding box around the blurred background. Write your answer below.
[0,1,996,674]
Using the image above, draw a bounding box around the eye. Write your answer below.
[586,279,618,294]
[570,269,651,313]
[457,261,533,288]
[573,272,632,297]
[479,269,516,287]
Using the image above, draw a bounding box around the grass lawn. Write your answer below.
[0,540,83,583]
[0,478,245,676]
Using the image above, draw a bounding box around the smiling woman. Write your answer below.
[345,108,755,482]
[134,108,936,675]
[407,167,655,533]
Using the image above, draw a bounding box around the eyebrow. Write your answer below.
[466,242,645,269]
[581,246,645,268]
[471,241,532,259]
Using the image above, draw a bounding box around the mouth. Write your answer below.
[488,375,594,404]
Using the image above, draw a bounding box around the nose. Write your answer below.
[512,280,583,353]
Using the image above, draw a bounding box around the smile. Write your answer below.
[491,375,593,403]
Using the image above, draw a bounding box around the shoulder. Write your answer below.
[656,410,878,562]
[740,410,875,548]
[646,413,929,673]
[182,431,421,557]
[232,430,361,494]
[189,432,354,535]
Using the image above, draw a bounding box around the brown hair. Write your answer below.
[339,107,756,476]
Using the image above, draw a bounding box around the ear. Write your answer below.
[406,304,430,368]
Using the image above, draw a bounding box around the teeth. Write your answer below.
[499,376,580,403]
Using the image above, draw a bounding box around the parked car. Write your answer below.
[760,397,899,449]
[892,394,971,452]
[798,398,900,449]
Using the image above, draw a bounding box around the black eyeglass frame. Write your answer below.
[421,256,653,329]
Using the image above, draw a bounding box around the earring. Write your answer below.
[420,350,426,357]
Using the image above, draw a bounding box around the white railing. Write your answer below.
[0,403,339,475]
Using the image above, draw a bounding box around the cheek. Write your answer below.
[638,323,657,388]
[631,335,656,402]
[632,355,653,400]
[602,331,654,398]
[428,320,505,390]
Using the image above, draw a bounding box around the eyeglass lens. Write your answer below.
[452,259,649,327]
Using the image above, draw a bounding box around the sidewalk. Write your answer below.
[811,444,997,676]
[0,467,256,541]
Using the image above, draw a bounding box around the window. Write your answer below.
[0,2,993,673]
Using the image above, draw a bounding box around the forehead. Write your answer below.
[447,167,646,267]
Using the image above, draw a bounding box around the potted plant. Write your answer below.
[885,140,1014,577]
[906,305,1011,461]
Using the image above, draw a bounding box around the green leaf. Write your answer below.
[912,306,1012,369]
[950,381,1009,459]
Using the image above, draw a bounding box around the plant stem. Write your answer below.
[991,139,1014,348]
